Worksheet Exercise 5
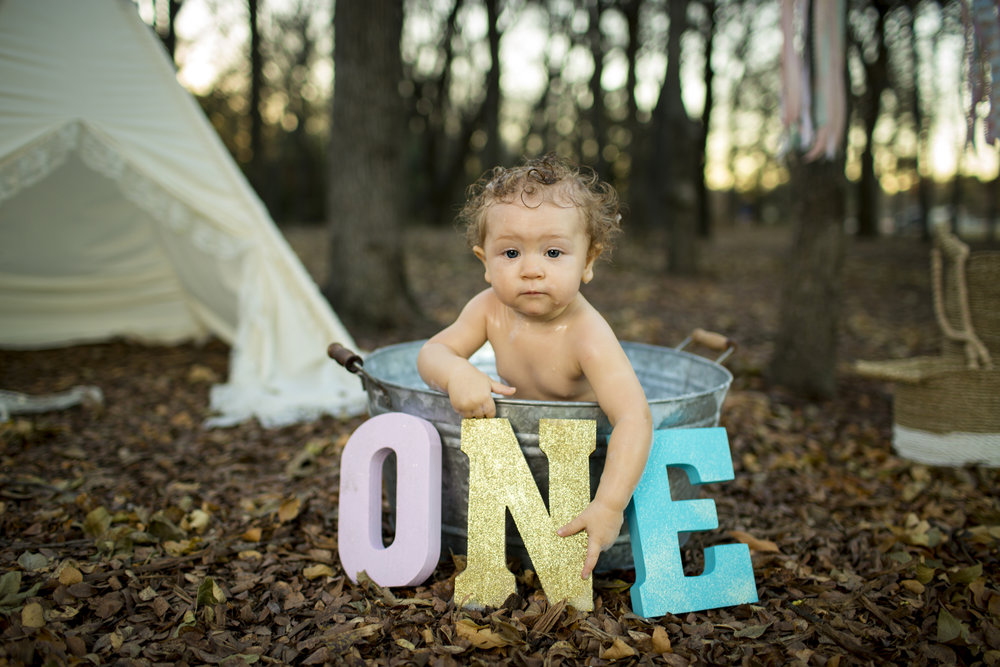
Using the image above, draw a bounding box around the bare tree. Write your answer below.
[482,0,502,170]
[696,0,716,238]
[247,0,264,193]
[588,0,609,178]
[853,0,890,239]
[652,0,700,274]
[153,0,184,60]
[768,0,848,398]
[769,156,847,398]
[325,0,418,329]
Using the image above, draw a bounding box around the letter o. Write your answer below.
[338,413,441,586]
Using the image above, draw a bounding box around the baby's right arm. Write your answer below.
[417,291,516,418]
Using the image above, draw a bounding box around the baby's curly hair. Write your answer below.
[459,154,622,258]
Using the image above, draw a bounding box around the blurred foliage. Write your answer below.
[147,0,998,239]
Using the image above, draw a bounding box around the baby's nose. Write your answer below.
[520,257,544,278]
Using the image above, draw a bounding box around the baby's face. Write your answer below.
[474,200,596,321]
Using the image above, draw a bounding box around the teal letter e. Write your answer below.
[626,427,758,617]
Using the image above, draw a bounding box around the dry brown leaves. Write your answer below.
[2,227,999,665]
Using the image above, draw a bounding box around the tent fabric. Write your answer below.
[0,0,367,426]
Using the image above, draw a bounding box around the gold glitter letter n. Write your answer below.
[454,418,594,611]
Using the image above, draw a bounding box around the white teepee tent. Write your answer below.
[0,0,367,426]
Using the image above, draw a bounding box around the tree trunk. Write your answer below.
[482,0,502,170]
[696,0,716,239]
[326,0,417,330]
[247,0,264,194]
[907,6,930,242]
[157,0,183,60]
[622,0,646,228]
[589,0,607,177]
[662,0,698,274]
[768,156,846,398]
[857,5,887,239]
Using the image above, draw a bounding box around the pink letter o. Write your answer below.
[337,413,441,586]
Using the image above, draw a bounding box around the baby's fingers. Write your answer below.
[581,536,601,580]
[557,516,584,538]
[462,402,495,419]
[491,381,517,397]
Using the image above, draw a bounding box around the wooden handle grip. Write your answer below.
[327,343,364,373]
[690,328,735,352]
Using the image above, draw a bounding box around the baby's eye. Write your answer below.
[504,249,520,259]
[546,249,562,258]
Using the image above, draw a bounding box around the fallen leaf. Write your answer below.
[734,623,771,638]
[949,563,982,585]
[57,564,83,586]
[277,497,301,524]
[47,606,80,621]
[728,530,781,553]
[0,571,22,599]
[21,601,45,628]
[937,607,969,644]
[651,626,672,653]
[163,538,200,556]
[241,527,262,542]
[152,596,171,618]
[197,576,226,607]
[148,512,186,541]
[303,564,335,580]
[17,551,50,572]
[93,592,123,619]
[106,630,124,651]
[66,582,96,598]
[283,590,306,611]
[65,635,86,657]
[83,507,111,538]
[181,508,211,534]
[187,364,219,383]
[455,619,517,649]
[600,637,636,660]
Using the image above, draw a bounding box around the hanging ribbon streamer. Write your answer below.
[965,0,1000,145]
[780,0,847,161]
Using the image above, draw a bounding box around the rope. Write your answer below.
[930,229,993,370]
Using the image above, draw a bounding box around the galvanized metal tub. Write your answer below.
[330,335,733,572]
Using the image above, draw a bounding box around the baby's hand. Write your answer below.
[557,499,624,580]
[446,365,515,418]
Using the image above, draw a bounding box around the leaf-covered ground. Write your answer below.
[2,225,998,666]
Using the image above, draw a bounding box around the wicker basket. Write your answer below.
[855,229,999,467]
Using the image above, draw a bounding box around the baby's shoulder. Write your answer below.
[567,300,622,353]
[461,288,500,314]
[571,297,616,336]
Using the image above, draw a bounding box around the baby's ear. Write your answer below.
[583,244,602,284]
[588,243,603,262]
[473,246,491,283]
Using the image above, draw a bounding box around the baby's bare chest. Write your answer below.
[489,331,595,402]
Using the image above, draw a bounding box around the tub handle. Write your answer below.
[327,342,394,411]
[676,328,736,364]
[328,342,364,374]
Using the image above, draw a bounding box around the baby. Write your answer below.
[417,154,653,579]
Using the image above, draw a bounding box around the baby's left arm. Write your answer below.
[556,327,652,579]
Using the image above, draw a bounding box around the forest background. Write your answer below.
[144,0,997,233]
[139,0,999,397]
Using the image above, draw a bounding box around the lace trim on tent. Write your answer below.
[0,124,77,202]
[0,121,247,260]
